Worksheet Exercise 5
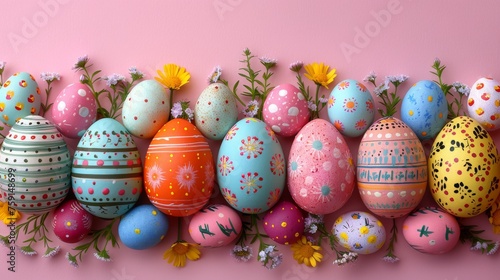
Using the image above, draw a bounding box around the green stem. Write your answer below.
[313,84,321,119]
[169,88,174,121]
[386,218,398,256]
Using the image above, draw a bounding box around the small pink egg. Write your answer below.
[403,207,460,254]
[51,83,97,139]
[263,201,304,245]
[188,204,242,247]
[52,198,93,243]
[263,83,310,137]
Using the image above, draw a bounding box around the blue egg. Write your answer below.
[0,72,41,127]
[401,80,448,141]
[217,118,286,214]
[118,204,169,250]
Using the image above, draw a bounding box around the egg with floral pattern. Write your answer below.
[122,80,170,138]
[195,83,238,140]
[401,80,448,141]
[402,207,460,254]
[72,118,143,219]
[52,199,93,243]
[188,204,242,247]
[288,118,355,215]
[357,117,427,218]
[51,83,97,138]
[0,72,41,127]
[332,211,386,254]
[0,115,71,213]
[428,116,500,217]
[118,204,169,250]
[144,118,215,217]
[217,118,285,214]
[467,77,500,131]
[263,83,310,137]
[263,201,304,245]
[327,79,375,137]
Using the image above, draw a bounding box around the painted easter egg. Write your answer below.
[188,204,242,247]
[0,72,41,127]
[52,198,93,243]
[217,118,285,214]
[263,83,310,137]
[144,118,215,217]
[122,80,170,138]
[195,83,238,140]
[401,80,448,141]
[72,118,142,219]
[263,201,304,245]
[288,118,355,214]
[0,115,71,213]
[51,83,97,139]
[402,207,460,254]
[118,204,169,250]
[467,77,500,131]
[428,116,500,217]
[357,117,427,218]
[327,79,375,137]
[332,211,386,254]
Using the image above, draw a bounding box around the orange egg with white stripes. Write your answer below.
[144,118,215,217]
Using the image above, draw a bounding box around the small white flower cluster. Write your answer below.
[386,74,409,85]
[208,66,222,84]
[333,252,358,266]
[470,241,500,255]
[40,72,61,82]
[230,245,253,262]
[363,71,377,83]
[304,213,324,234]
[258,245,283,270]
[0,61,6,70]
[452,81,470,97]
[171,101,194,121]
[260,57,277,69]
[382,255,399,263]
[289,61,303,72]
[42,246,61,258]
[128,66,144,79]
[103,73,125,87]
[243,100,260,118]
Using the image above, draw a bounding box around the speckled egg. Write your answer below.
[188,204,242,247]
[118,204,169,250]
[195,83,238,140]
[401,80,448,141]
[263,83,310,137]
[52,199,93,243]
[0,72,41,127]
[288,118,355,215]
[0,115,71,213]
[217,118,285,214]
[144,118,215,217]
[357,117,427,218]
[403,207,460,254]
[332,211,386,254]
[428,116,500,217]
[263,201,304,245]
[327,79,375,137]
[51,83,97,139]
[122,80,170,138]
[72,118,142,219]
[467,77,500,131]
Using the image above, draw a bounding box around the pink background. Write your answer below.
[1,0,500,279]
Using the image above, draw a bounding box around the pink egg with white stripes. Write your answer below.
[51,83,97,139]
[263,83,310,137]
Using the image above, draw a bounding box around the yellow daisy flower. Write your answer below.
[0,201,21,225]
[163,241,201,267]
[290,236,323,267]
[155,64,190,90]
[304,62,337,89]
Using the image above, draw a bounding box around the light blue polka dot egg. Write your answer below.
[118,204,169,250]
[401,80,448,141]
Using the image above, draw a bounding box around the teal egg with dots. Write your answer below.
[118,204,169,250]
[401,80,448,141]
[71,118,142,219]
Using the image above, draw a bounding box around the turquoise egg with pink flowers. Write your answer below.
[327,79,375,137]
[217,118,286,214]
[71,118,143,219]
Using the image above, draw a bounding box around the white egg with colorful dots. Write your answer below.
[332,211,386,255]
[263,83,310,137]
[327,79,375,137]
[118,204,169,250]
[467,77,500,131]
[51,83,97,139]
[122,80,170,138]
